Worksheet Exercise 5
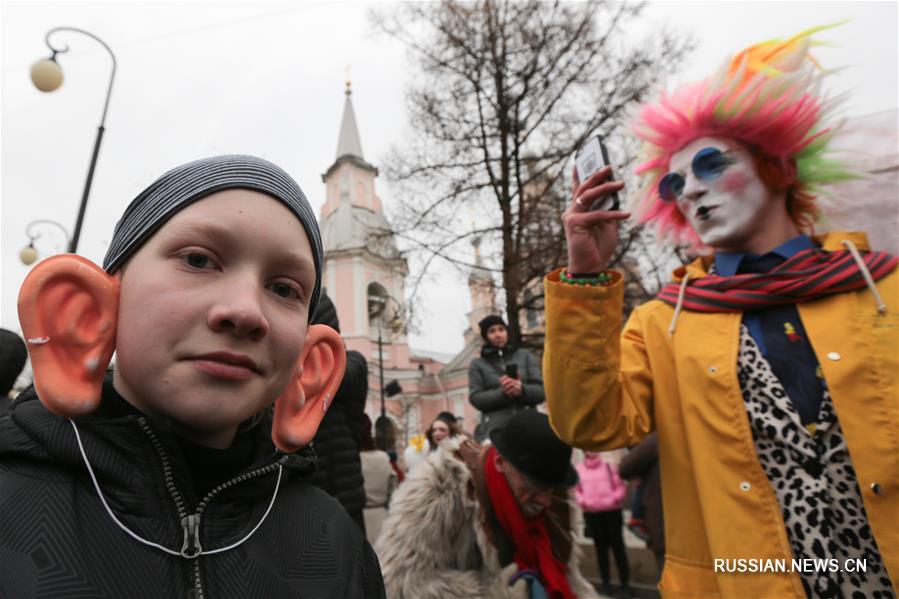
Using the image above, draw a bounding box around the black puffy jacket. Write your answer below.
[0,379,385,599]
[308,350,367,530]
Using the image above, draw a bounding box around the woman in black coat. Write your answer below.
[468,315,544,442]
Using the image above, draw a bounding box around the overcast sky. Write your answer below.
[2,0,896,356]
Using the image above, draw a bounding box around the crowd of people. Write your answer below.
[1,26,896,599]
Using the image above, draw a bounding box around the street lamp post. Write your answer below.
[377,325,386,417]
[368,294,389,417]
[31,27,117,254]
[20,219,71,265]
[367,291,405,451]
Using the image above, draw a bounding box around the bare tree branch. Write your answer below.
[370,0,692,342]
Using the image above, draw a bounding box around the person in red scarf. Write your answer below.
[543,27,897,598]
[375,410,599,599]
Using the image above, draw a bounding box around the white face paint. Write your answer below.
[669,136,776,251]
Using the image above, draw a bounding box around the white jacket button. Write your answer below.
[708,366,718,374]
[827,352,841,361]
[740,481,751,492]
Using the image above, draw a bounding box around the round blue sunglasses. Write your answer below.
[658,147,737,202]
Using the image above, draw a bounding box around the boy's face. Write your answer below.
[113,189,316,447]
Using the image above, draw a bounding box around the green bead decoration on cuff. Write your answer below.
[560,269,614,286]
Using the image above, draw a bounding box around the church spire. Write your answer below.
[336,76,364,160]
[321,80,378,214]
[469,236,492,285]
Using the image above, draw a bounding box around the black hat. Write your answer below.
[311,289,340,333]
[489,411,578,488]
[478,314,507,340]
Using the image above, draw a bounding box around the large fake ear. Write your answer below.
[271,324,346,452]
[17,255,119,417]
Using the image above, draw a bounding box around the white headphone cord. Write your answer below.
[68,418,283,558]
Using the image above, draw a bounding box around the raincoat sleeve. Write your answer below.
[542,268,654,451]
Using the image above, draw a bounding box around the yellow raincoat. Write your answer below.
[544,232,897,597]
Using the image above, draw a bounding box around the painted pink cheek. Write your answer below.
[718,170,749,193]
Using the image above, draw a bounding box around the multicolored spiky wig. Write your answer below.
[630,25,855,248]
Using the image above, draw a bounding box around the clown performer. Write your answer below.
[543,27,897,598]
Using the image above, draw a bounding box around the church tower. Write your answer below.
[318,81,495,442]
[319,82,411,370]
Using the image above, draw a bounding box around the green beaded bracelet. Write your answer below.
[560,269,613,286]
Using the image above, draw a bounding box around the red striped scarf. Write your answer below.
[657,248,897,312]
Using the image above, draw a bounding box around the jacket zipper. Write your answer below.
[138,417,286,599]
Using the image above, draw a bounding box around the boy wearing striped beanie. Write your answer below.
[2,155,385,597]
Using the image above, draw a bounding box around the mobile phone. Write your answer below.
[574,135,620,211]
[505,364,518,379]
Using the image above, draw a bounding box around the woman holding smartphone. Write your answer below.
[468,314,545,442]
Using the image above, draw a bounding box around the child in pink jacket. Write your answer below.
[576,452,630,598]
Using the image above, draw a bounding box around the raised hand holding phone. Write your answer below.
[564,136,630,273]
[575,136,620,211]
[500,363,523,398]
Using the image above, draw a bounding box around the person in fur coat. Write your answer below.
[376,410,599,599]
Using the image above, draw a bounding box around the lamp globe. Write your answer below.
[20,245,38,266]
[31,58,64,92]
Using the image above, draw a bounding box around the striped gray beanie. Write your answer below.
[103,155,323,320]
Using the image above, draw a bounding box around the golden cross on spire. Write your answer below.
[345,65,352,94]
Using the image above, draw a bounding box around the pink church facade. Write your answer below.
[318,84,494,444]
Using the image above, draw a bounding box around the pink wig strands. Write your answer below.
[630,24,852,248]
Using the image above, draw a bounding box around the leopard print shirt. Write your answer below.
[737,326,894,598]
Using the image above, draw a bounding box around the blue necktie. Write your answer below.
[739,254,824,425]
